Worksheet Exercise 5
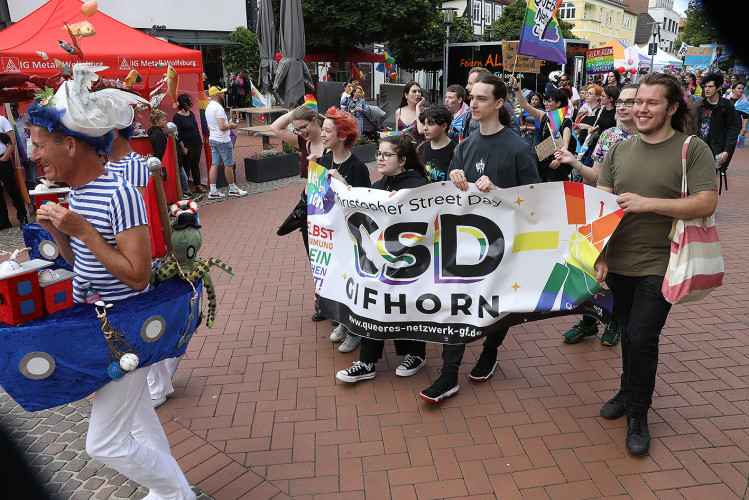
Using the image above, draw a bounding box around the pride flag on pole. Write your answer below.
[517,0,567,65]
[546,107,567,138]
[249,77,268,108]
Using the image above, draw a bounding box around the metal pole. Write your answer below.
[445,24,450,96]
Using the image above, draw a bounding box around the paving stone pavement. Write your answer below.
[2,137,748,498]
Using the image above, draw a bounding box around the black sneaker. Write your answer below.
[625,408,650,455]
[600,391,627,420]
[336,361,375,383]
[419,371,459,403]
[311,311,326,322]
[395,355,426,377]
[468,349,498,382]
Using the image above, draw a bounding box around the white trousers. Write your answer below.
[86,366,194,500]
[147,356,182,400]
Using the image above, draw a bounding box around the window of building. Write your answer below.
[558,2,576,20]
[485,2,492,24]
[600,7,603,22]
[473,0,482,24]
[495,4,502,21]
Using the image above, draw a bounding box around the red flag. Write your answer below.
[144,178,168,258]
[161,135,179,205]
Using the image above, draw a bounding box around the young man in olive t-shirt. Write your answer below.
[595,73,718,455]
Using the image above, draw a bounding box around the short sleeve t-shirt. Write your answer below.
[205,100,231,143]
[448,127,540,188]
[106,152,151,188]
[419,140,457,183]
[317,152,371,188]
[698,100,716,143]
[0,115,13,156]
[69,173,149,303]
[598,132,717,276]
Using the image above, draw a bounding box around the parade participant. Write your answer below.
[418,105,457,183]
[444,84,468,142]
[510,75,574,182]
[334,134,429,382]
[148,109,191,199]
[697,73,740,173]
[463,67,522,139]
[174,94,207,194]
[520,92,543,147]
[340,81,354,105]
[0,111,25,230]
[395,82,426,144]
[28,64,194,498]
[606,70,621,89]
[205,86,247,199]
[10,103,36,195]
[314,108,371,352]
[341,85,369,135]
[574,84,603,145]
[106,123,150,197]
[558,74,580,118]
[419,74,539,403]
[595,73,717,455]
[727,80,748,141]
[554,85,640,346]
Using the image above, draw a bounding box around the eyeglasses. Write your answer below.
[375,151,398,160]
[292,123,310,134]
[615,99,636,107]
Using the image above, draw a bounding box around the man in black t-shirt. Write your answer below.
[418,105,457,183]
[419,75,540,404]
[697,73,739,173]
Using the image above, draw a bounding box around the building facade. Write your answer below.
[441,0,511,37]
[646,0,679,54]
[557,0,637,48]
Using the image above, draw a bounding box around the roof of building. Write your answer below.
[634,12,656,45]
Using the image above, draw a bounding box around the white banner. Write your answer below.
[307,163,623,344]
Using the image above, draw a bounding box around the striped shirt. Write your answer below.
[105,152,150,187]
[69,173,149,303]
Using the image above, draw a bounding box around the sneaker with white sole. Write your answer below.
[338,333,360,353]
[336,361,375,383]
[419,371,459,403]
[330,324,347,342]
[207,190,225,200]
[395,355,426,377]
[152,396,167,408]
[228,188,247,197]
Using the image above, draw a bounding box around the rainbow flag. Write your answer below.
[546,107,567,138]
[517,0,567,65]
[249,77,267,108]
[381,124,413,136]
[304,94,318,111]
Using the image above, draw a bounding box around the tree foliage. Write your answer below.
[389,15,477,71]
[680,0,723,46]
[223,27,261,80]
[301,0,439,69]
[483,0,577,41]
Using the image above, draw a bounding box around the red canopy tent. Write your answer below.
[0,0,202,79]
[274,45,384,64]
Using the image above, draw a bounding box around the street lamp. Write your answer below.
[649,21,662,72]
[439,7,458,98]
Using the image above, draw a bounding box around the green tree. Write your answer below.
[389,15,477,71]
[301,0,439,75]
[680,0,723,46]
[223,27,261,80]
[483,0,576,41]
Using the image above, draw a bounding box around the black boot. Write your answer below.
[625,408,650,455]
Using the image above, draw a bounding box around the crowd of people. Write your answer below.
[281,64,742,457]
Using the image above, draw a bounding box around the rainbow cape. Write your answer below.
[304,94,318,111]
[517,0,567,65]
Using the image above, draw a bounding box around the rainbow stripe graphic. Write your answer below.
[433,217,485,284]
[249,78,267,108]
[546,107,567,138]
[381,124,414,136]
[304,94,318,111]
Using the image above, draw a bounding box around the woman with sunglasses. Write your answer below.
[333,134,429,383]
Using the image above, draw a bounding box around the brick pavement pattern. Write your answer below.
[1,137,748,498]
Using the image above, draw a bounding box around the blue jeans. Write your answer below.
[208,139,234,167]
[605,273,672,410]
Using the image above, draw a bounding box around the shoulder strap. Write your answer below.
[681,135,695,198]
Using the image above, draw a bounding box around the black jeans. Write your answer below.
[183,143,203,186]
[440,327,509,375]
[360,338,426,365]
[0,159,25,223]
[605,273,672,410]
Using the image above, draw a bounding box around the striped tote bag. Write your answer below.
[662,136,724,304]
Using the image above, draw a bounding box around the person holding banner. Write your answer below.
[419,74,539,403]
[315,107,372,353]
[335,135,429,383]
[418,105,457,183]
[510,75,574,182]
[595,73,717,455]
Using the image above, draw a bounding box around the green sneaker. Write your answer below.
[601,318,621,346]
[562,319,599,344]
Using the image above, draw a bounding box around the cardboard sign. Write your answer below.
[684,46,713,67]
[585,47,614,74]
[503,41,542,74]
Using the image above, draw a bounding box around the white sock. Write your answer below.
[229,183,238,191]
[209,183,217,193]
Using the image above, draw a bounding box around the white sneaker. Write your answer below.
[338,334,360,353]
[207,190,225,199]
[395,355,426,377]
[228,188,247,197]
[152,396,167,408]
[330,324,347,342]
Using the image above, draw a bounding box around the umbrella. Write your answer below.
[273,0,313,109]
[257,0,277,95]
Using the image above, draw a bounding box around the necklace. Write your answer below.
[331,151,351,169]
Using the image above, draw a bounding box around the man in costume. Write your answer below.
[29,63,195,499]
